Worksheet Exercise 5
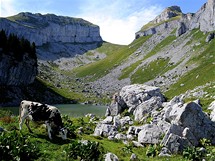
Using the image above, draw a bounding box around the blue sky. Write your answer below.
[0,0,207,45]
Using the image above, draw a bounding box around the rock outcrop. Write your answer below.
[137,0,215,38]
[94,84,215,154]
[151,6,182,24]
[135,6,182,37]
[0,52,37,86]
[0,12,103,46]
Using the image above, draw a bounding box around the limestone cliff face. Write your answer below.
[186,0,215,32]
[151,6,182,24]
[0,51,37,86]
[0,12,103,46]
[135,6,182,38]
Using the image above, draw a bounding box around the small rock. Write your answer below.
[104,152,119,161]
[130,153,138,161]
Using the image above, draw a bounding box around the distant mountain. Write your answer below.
[0,0,214,106]
[0,12,102,46]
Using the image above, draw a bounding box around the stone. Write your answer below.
[161,100,215,153]
[182,127,198,146]
[120,84,165,109]
[105,93,127,116]
[127,134,134,141]
[106,84,165,117]
[115,133,127,140]
[133,97,163,121]
[162,133,192,153]
[158,147,171,157]
[127,126,144,136]
[130,153,138,161]
[101,116,113,124]
[94,123,117,137]
[113,116,121,127]
[138,124,163,144]
[174,101,215,143]
[132,141,144,147]
[104,152,119,161]
[205,33,215,42]
[120,116,132,126]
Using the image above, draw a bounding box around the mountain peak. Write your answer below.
[152,6,182,24]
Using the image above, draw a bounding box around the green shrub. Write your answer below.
[182,147,206,161]
[0,130,40,161]
[146,144,162,158]
[64,140,104,161]
[0,109,12,118]
[62,115,77,138]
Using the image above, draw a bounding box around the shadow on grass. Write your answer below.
[0,78,76,107]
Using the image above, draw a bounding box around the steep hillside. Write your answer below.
[61,1,214,106]
[0,0,214,106]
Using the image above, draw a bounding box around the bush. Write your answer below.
[62,115,77,138]
[64,140,104,161]
[183,147,206,161]
[0,130,40,161]
[146,144,162,157]
[0,109,12,118]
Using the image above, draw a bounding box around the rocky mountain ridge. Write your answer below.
[0,12,102,46]
[0,0,214,106]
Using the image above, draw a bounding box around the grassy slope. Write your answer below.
[0,112,184,161]
[119,32,177,81]
[72,36,151,81]
[165,31,215,105]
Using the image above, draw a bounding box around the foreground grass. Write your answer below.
[72,36,151,81]
[0,109,186,161]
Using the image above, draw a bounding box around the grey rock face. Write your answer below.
[137,0,215,39]
[138,124,163,144]
[0,12,102,46]
[93,123,117,137]
[135,20,179,37]
[208,101,215,121]
[152,6,182,24]
[104,152,119,161]
[0,53,37,86]
[176,22,187,37]
[205,32,215,42]
[106,84,165,119]
[178,0,215,36]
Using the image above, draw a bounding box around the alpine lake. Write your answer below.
[2,104,107,117]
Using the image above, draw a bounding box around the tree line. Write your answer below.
[0,29,37,61]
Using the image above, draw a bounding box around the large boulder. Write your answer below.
[105,84,165,118]
[93,123,117,137]
[161,100,215,153]
[138,124,164,144]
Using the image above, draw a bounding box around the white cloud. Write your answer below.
[0,0,16,17]
[77,1,162,45]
